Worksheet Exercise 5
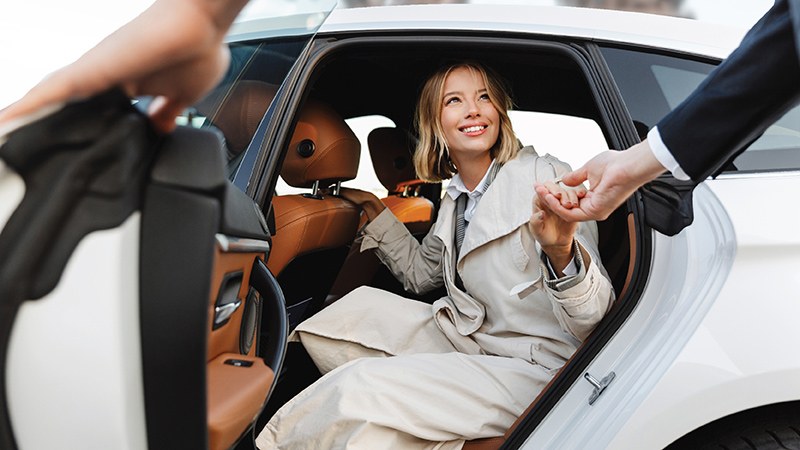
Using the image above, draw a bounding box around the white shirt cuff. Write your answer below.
[547,256,578,277]
[647,126,690,181]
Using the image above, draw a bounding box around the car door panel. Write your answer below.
[0,90,156,450]
[141,124,282,450]
[0,95,285,450]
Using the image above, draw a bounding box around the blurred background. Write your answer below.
[0,0,773,110]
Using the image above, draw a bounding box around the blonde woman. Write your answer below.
[257,62,614,449]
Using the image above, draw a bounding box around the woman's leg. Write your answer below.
[292,286,457,374]
[256,352,551,450]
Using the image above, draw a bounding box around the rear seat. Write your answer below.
[329,127,436,299]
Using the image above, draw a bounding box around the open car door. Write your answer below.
[0,2,335,449]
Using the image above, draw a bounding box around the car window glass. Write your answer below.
[275,115,393,197]
[171,0,337,193]
[601,46,800,174]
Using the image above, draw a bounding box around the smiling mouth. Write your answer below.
[460,125,487,134]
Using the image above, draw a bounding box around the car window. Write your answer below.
[600,46,800,174]
[172,0,337,192]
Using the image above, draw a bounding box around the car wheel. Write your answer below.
[666,402,800,450]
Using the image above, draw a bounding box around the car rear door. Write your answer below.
[0,2,334,450]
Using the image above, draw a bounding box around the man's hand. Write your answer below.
[0,0,250,134]
[536,140,667,222]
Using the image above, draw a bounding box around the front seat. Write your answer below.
[267,100,361,330]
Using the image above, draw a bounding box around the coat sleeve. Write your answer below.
[657,0,800,182]
[543,225,615,342]
[535,153,615,341]
[359,208,445,295]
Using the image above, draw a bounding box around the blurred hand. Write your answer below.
[0,0,249,134]
[536,140,666,222]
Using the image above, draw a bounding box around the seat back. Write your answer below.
[267,100,361,330]
[328,127,439,300]
[368,127,433,232]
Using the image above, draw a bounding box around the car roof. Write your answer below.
[318,4,744,59]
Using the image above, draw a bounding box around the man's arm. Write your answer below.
[659,0,800,182]
[541,0,800,222]
[0,0,250,134]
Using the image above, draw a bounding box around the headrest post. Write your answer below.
[332,181,342,197]
[310,180,320,197]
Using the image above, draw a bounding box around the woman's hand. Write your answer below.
[339,188,386,222]
[528,182,583,276]
[0,0,250,134]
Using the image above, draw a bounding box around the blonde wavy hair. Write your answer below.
[413,62,519,182]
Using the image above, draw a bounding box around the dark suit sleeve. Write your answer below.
[656,0,800,182]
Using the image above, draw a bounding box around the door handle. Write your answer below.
[214,300,242,327]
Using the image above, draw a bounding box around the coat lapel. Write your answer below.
[458,146,550,262]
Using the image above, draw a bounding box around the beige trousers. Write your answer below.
[255,287,552,450]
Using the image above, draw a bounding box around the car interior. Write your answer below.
[201,35,646,450]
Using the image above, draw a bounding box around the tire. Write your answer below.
[666,402,800,450]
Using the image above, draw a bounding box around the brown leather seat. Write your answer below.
[367,127,433,233]
[267,100,361,330]
[328,127,437,299]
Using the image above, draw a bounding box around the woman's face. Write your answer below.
[439,66,501,165]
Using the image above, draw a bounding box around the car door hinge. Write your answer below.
[584,371,615,405]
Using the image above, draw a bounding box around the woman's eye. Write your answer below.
[479,93,491,101]
[445,97,460,105]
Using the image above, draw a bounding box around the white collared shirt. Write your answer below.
[445,160,497,222]
[648,126,690,180]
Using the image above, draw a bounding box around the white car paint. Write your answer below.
[6,215,147,450]
[320,4,745,59]
[608,173,800,448]
[522,183,737,448]
[231,4,746,58]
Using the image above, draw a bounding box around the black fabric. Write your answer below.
[657,0,800,182]
[0,89,158,450]
[454,193,468,292]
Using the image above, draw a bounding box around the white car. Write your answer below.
[1,2,799,450]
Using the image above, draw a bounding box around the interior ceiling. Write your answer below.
[306,41,601,132]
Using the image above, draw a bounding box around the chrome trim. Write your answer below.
[214,300,243,327]
[585,371,616,406]
[215,234,270,253]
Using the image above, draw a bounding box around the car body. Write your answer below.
[1,2,799,450]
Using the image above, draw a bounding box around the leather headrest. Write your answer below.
[281,101,360,188]
[368,127,418,192]
[201,80,278,157]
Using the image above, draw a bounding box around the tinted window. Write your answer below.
[601,46,800,174]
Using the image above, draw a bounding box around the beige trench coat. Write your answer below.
[257,147,614,450]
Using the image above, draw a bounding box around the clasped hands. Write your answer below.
[528,178,584,276]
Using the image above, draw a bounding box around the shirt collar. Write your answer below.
[446,159,497,200]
